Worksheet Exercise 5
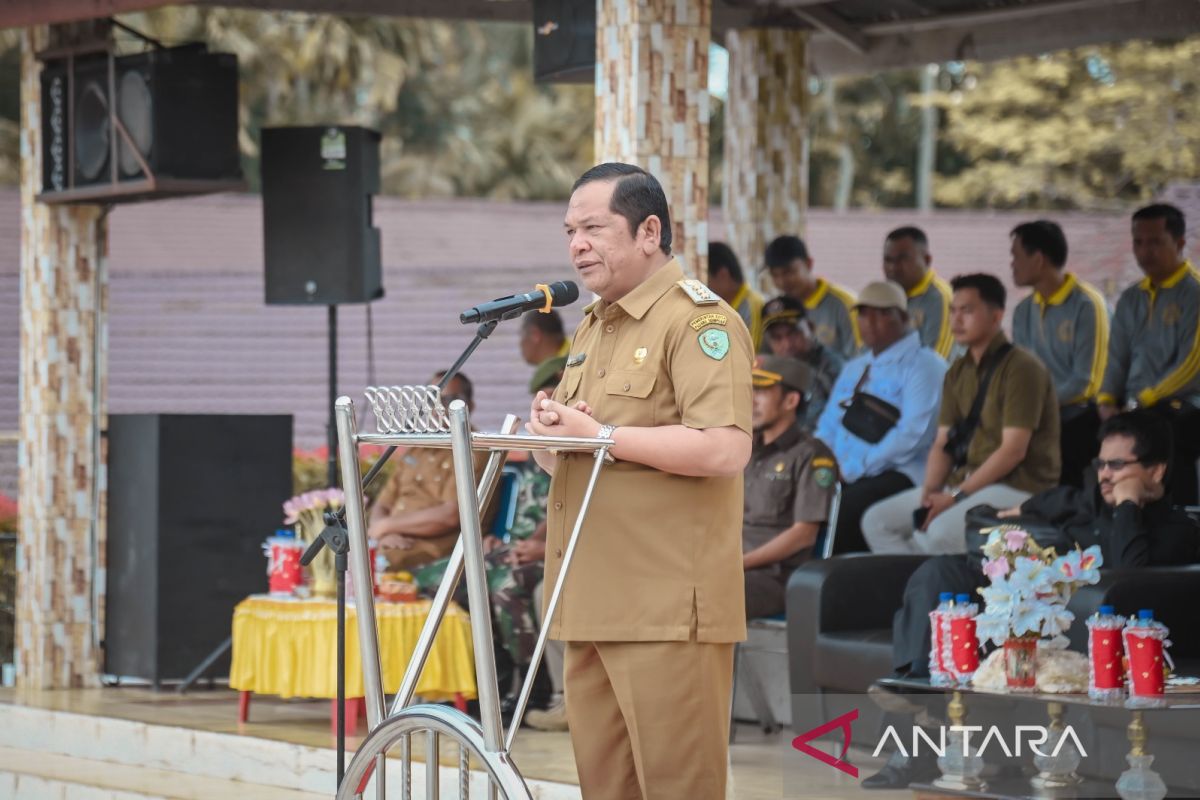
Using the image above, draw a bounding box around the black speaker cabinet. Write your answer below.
[533,0,596,84]
[261,125,384,306]
[105,414,293,684]
[39,43,243,204]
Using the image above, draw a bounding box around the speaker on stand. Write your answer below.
[261,125,384,486]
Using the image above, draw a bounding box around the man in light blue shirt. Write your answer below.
[815,281,947,553]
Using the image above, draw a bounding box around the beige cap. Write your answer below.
[854,280,908,312]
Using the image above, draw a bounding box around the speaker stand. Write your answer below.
[327,304,339,488]
[175,636,232,695]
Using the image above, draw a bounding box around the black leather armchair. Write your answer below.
[786,555,929,696]
[1066,564,1200,674]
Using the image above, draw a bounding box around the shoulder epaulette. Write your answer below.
[676,278,719,305]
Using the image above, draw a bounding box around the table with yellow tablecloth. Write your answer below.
[230,595,476,703]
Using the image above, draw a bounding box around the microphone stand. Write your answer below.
[300,516,350,785]
[304,317,500,786]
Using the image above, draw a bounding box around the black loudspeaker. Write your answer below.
[533,0,596,84]
[39,44,242,204]
[105,414,293,684]
[261,126,384,306]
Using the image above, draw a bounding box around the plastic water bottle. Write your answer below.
[948,593,980,685]
[929,592,955,686]
[1087,604,1125,700]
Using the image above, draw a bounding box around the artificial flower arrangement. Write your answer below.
[972,527,1103,689]
[282,488,345,597]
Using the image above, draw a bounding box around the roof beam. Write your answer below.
[807,0,1200,75]
[0,0,170,28]
[791,2,867,53]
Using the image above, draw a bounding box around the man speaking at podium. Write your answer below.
[526,163,754,798]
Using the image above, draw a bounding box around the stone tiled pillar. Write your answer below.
[722,29,808,290]
[17,26,108,689]
[595,0,710,278]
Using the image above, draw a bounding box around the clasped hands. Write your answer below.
[524,390,599,439]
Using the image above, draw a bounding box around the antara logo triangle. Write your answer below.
[791,708,859,778]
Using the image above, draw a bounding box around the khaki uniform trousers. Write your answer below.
[564,639,734,799]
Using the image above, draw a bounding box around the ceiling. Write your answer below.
[3,0,1199,75]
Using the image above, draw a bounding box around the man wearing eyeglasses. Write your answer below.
[866,409,1199,789]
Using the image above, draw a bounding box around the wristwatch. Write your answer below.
[596,423,617,463]
[950,487,969,503]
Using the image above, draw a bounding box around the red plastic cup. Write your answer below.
[1124,627,1166,697]
[268,539,304,596]
[1090,625,1125,691]
[950,616,980,677]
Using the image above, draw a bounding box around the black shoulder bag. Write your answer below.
[943,343,1012,468]
[839,365,902,444]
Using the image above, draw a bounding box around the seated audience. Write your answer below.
[519,308,569,367]
[881,226,955,359]
[1010,220,1110,489]
[765,234,861,359]
[742,356,839,618]
[814,281,946,554]
[412,359,567,726]
[1099,203,1200,505]
[708,241,765,351]
[368,371,490,569]
[861,274,1059,555]
[761,295,844,431]
[865,410,1200,790]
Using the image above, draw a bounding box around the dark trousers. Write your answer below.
[1152,405,1200,506]
[744,567,789,619]
[1059,404,1101,489]
[833,470,913,555]
[891,555,985,676]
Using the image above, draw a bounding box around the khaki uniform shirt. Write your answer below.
[545,259,754,643]
[938,333,1060,494]
[374,447,492,559]
[742,427,837,574]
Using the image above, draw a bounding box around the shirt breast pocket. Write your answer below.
[560,367,583,403]
[603,370,657,426]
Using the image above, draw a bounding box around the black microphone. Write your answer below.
[459,281,580,324]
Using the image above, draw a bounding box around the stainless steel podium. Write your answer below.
[333,385,612,799]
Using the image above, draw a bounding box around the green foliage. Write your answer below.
[125,9,594,199]
[933,39,1200,208]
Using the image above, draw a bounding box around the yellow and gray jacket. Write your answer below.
[1012,273,1110,407]
[1099,262,1200,410]
[905,270,955,359]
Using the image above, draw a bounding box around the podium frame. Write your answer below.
[333,391,612,799]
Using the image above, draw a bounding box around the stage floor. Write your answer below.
[0,684,898,798]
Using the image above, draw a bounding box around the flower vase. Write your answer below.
[297,519,336,599]
[1004,635,1039,690]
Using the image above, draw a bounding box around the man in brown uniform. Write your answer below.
[743,355,838,619]
[367,371,490,570]
[526,163,753,798]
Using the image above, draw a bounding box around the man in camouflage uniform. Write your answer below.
[412,357,564,716]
